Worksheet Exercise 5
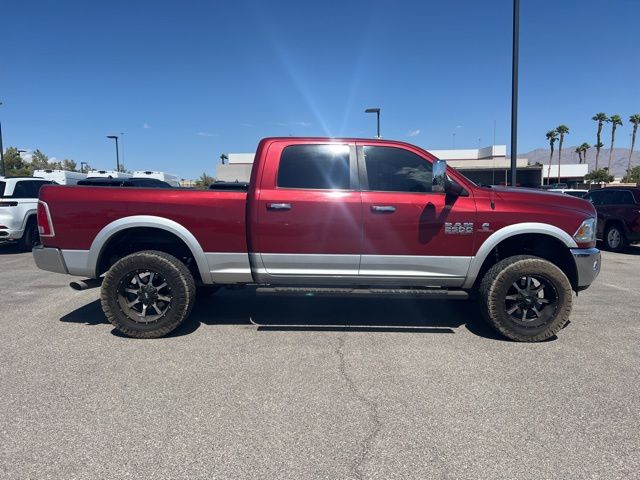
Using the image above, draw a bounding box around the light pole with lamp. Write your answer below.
[106,135,120,172]
[364,108,381,138]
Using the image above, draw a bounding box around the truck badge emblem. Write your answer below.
[444,222,474,235]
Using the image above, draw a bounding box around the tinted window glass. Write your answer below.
[277,144,351,190]
[129,178,172,188]
[611,190,635,205]
[0,181,5,197]
[364,146,433,193]
[11,180,50,198]
[586,190,609,205]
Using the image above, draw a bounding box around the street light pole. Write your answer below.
[510,0,520,187]
[106,135,120,172]
[0,102,4,177]
[365,108,381,138]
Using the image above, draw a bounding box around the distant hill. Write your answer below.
[522,147,640,178]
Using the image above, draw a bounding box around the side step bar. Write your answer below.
[255,286,469,300]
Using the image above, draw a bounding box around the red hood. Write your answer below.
[490,187,596,218]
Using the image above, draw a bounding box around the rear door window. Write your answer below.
[277,144,351,190]
[611,190,635,205]
[0,181,5,197]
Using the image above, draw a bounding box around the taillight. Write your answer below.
[37,200,55,237]
[0,201,18,207]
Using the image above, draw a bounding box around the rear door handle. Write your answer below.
[267,203,292,210]
[371,205,396,213]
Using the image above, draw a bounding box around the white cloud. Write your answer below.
[408,129,421,137]
[294,121,311,127]
[196,132,215,137]
[456,125,463,129]
[143,123,152,129]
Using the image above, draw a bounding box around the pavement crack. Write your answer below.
[335,335,382,480]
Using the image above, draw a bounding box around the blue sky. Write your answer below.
[1,0,639,179]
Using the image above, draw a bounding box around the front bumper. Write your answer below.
[32,245,69,274]
[570,247,601,289]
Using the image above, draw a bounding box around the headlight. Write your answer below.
[573,218,596,243]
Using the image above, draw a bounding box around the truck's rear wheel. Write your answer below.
[479,255,572,342]
[101,250,196,338]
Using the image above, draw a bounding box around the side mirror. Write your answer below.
[432,159,467,197]
[432,159,447,193]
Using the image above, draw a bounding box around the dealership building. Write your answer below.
[216,145,587,188]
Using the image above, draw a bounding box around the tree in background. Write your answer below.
[579,143,590,164]
[3,147,31,176]
[555,125,569,184]
[194,172,215,189]
[2,147,80,176]
[585,168,614,184]
[30,150,50,170]
[592,112,608,170]
[622,165,640,183]
[61,159,78,172]
[627,114,640,177]
[606,114,623,171]
[545,129,558,185]
[575,146,583,164]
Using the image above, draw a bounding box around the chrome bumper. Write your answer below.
[32,245,68,274]
[570,247,601,289]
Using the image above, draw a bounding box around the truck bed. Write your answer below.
[39,185,249,254]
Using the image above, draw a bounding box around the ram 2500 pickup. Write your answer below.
[33,137,601,342]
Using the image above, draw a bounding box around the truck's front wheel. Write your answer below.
[101,250,196,338]
[479,255,572,342]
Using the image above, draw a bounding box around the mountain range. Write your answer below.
[521,147,639,178]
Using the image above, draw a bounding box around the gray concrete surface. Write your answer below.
[0,243,639,479]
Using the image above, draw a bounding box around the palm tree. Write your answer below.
[606,115,623,172]
[555,125,569,184]
[580,143,591,164]
[575,146,583,164]
[592,112,608,169]
[545,130,558,185]
[627,114,640,177]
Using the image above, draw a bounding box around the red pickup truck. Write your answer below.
[33,137,601,342]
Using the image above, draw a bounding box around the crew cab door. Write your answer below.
[356,143,476,286]
[252,141,362,279]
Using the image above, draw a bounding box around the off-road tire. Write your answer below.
[19,217,40,252]
[604,223,627,252]
[101,250,196,338]
[479,255,573,342]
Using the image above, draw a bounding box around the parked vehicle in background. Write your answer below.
[33,137,601,342]
[33,169,87,185]
[77,177,173,188]
[87,170,132,179]
[132,171,180,187]
[0,177,55,250]
[549,188,588,198]
[583,187,640,252]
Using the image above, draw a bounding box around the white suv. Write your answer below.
[0,177,54,250]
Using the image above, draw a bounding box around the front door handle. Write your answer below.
[267,203,292,211]
[371,205,396,213]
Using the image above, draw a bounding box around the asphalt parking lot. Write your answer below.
[1,244,639,480]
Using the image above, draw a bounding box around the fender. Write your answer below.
[462,222,578,289]
[20,209,37,231]
[76,215,211,282]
